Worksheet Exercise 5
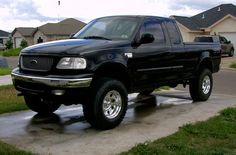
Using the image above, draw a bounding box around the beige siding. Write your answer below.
[210,17,236,35]
[12,31,23,48]
[12,31,34,48]
[47,35,69,42]
[25,37,34,46]
[176,23,208,42]
[34,30,70,44]
[33,30,48,44]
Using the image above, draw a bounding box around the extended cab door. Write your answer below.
[129,17,173,88]
[164,20,186,79]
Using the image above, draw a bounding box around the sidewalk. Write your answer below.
[0,75,12,86]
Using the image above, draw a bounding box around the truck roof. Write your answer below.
[95,15,174,22]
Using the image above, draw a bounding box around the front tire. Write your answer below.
[189,69,213,101]
[24,94,61,114]
[83,78,128,130]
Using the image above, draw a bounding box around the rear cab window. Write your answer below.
[165,21,182,44]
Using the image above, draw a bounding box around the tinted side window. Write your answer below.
[166,21,181,44]
[141,19,165,43]
[222,37,227,43]
[194,37,213,42]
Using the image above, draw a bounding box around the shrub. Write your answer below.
[20,39,28,48]
[5,40,13,49]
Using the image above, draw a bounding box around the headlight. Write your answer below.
[56,57,87,69]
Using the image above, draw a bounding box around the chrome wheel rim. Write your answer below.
[202,75,211,94]
[103,90,122,119]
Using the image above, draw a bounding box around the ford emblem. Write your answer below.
[30,59,38,64]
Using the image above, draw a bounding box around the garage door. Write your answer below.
[219,32,236,54]
[15,37,22,48]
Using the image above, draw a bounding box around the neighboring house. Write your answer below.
[0,30,10,45]
[12,27,36,48]
[172,3,236,46]
[33,18,86,44]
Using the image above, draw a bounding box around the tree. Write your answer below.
[5,40,13,49]
[20,39,28,48]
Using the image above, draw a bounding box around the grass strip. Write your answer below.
[2,48,21,57]
[121,107,236,155]
[230,62,236,69]
[0,85,27,114]
[0,141,33,155]
[0,68,11,76]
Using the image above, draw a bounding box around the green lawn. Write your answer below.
[155,86,170,91]
[0,68,11,76]
[1,48,21,57]
[121,107,236,155]
[0,85,27,114]
[0,141,32,155]
[0,85,32,154]
[230,62,236,69]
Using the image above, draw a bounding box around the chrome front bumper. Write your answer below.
[11,68,93,88]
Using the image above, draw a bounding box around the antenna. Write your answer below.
[57,1,61,22]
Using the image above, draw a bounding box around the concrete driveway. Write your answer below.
[0,75,12,86]
[0,60,236,155]
[0,90,236,155]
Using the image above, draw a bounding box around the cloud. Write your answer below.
[1,0,58,21]
[0,0,235,32]
[168,0,234,11]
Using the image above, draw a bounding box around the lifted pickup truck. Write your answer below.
[12,16,221,130]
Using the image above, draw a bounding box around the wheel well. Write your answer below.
[199,59,213,73]
[93,63,131,91]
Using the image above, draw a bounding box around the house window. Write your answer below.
[37,37,43,43]
[0,39,3,44]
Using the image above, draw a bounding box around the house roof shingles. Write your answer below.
[37,18,86,36]
[12,27,36,37]
[0,30,10,37]
[173,4,236,31]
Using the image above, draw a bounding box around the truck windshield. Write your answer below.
[74,17,140,41]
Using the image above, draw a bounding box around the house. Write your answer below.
[0,30,10,45]
[12,27,36,48]
[172,4,236,46]
[11,18,86,48]
[33,18,86,44]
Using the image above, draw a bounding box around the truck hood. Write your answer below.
[22,39,130,55]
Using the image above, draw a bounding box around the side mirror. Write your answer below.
[227,41,231,44]
[140,33,154,44]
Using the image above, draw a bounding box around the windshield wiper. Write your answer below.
[83,36,111,40]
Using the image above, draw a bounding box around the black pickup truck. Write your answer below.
[11,16,221,130]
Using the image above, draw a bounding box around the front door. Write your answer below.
[128,17,172,89]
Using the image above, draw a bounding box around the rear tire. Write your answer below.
[189,69,213,101]
[24,94,61,114]
[83,78,128,130]
[229,48,234,57]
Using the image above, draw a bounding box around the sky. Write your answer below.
[0,0,235,32]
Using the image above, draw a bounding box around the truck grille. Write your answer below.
[21,56,54,72]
